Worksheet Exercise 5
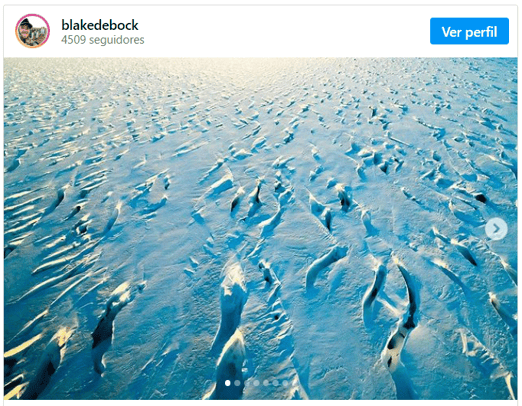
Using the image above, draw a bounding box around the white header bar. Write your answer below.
[4,5,518,57]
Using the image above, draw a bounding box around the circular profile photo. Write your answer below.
[16,14,50,48]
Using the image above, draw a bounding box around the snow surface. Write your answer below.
[3,58,517,400]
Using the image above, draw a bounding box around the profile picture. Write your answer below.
[16,14,50,48]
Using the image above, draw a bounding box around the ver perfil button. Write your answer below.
[431,18,509,44]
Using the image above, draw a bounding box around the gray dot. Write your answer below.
[282,380,289,387]
[263,379,269,386]
[253,380,260,387]
[234,380,241,387]
[273,379,279,386]
[225,380,231,387]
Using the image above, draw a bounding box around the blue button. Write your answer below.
[430,18,509,45]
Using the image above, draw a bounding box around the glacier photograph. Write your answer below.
[3,58,517,400]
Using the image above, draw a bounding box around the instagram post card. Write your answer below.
[2,2,518,403]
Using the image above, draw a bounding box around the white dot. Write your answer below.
[263,379,269,386]
[282,380,289,387]
[253,380,260,387]
[234,380,241,387]
[225,380,231,387]
[273,379,279,386]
